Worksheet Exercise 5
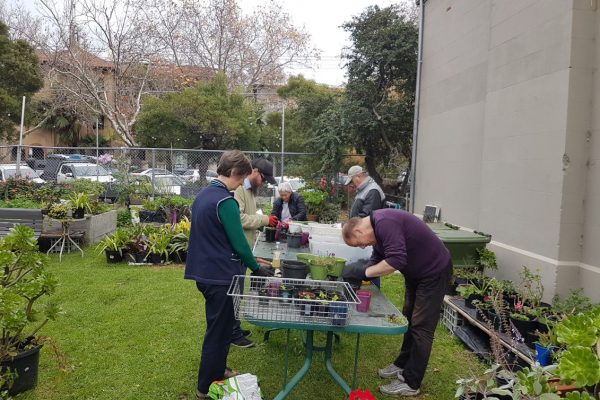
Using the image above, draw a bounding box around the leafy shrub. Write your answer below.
[0,177,36,200]
[117,209,132,227]
[0,225,60,362]
[70,180,106,198]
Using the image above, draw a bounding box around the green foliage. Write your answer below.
[518,266,544,308]
[342,5,418,182]
[34,183,72,208]
[477,248,498,271]
[0,177,37,200]
[47,202,71,220]
[455,364,513,399]
[136,74,264,150]
[70,180,106,199]
[555,313,599,347]
[146,231,173,259]
[513,365,559,399]
[0,21,44,138]
[117,209,132,227]
[563,391,596,400]
[0,225,59,362]
[68,192,92,213]
[318,202,340,224]
[456,284,480,299]
[556,347,600,387]
[554,307,600,390]
[552,289,594,317]
[274,76,345,177]
[95,229,130,256]
[0,197,42,208]
[298,188,328,216]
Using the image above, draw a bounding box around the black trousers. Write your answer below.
[196,282,234,394]
[394,263,452,389]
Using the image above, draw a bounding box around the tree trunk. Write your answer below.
[365,153,383,186]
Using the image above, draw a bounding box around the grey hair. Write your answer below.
[278,182,293,193]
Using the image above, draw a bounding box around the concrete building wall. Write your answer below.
[417,0,600,301]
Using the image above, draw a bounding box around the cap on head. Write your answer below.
[344,165,365,185]
[251,158,277,184]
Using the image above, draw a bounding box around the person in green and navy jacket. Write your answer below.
[185,150,273,400]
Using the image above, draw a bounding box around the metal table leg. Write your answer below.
[273,330,315,400]
[324,331,352,395]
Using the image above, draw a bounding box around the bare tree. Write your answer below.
[148,0,319,88]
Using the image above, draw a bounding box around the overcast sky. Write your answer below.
[17,0,409,86]
[239,0,402,86]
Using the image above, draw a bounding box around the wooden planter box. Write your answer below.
[43,210,117,245]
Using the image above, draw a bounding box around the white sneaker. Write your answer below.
[378,363,404,379]
[379,380,420,397]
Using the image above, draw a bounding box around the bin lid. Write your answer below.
[434,229,492,243]
[427,222,458,231]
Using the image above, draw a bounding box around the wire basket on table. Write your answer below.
[227,275,360,327]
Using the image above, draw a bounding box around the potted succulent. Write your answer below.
[68,192,91,219]
[554,308,600,396]
[0,226,60,396]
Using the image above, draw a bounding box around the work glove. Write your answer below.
[252,265,275,277]
[342,262,370,289]
[268,215,279,227]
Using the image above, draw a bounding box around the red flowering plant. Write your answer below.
[0,177,36,200]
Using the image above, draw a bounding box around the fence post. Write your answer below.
[151,148,156,197]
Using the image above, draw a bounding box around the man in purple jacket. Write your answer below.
[342,209,452,397]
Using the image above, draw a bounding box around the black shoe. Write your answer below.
[242,329,252,338]
[231,336,255,348]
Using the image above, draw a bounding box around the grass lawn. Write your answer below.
[18,248,484,400]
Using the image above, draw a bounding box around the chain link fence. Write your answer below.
[0,145,316,200]
[0,145,408,209]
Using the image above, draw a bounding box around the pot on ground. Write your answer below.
[0,344,42,396]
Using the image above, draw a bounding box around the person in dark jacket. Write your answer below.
[271,182,307,222]
[185,150,273,400]
[342,209,452,397]
[344,165,385,218]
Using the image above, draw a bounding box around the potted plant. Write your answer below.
[0,226,60,396]
[553,308,600,396]
[68,192,91,219]
[509,302,538,341]
[95,228,129,263]
[168,217,191,263]
[455,364,513,400]
[535,331,557,367]
[47,202,71,220]
[146,231,172,264]
[140,199,164,223]
[299,189,327,221]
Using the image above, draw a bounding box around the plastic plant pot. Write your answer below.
[309,263,328,280]
[281,260,308,279]
[287,233,302,248]
[264,227,276,242]
[330,303,348,326]
[356,290,372,312]
[535,343,554,366]
[327,258,346,277]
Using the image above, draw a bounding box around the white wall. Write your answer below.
[417,0,600,301]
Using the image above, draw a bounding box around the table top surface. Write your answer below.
[253,231,310,261]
